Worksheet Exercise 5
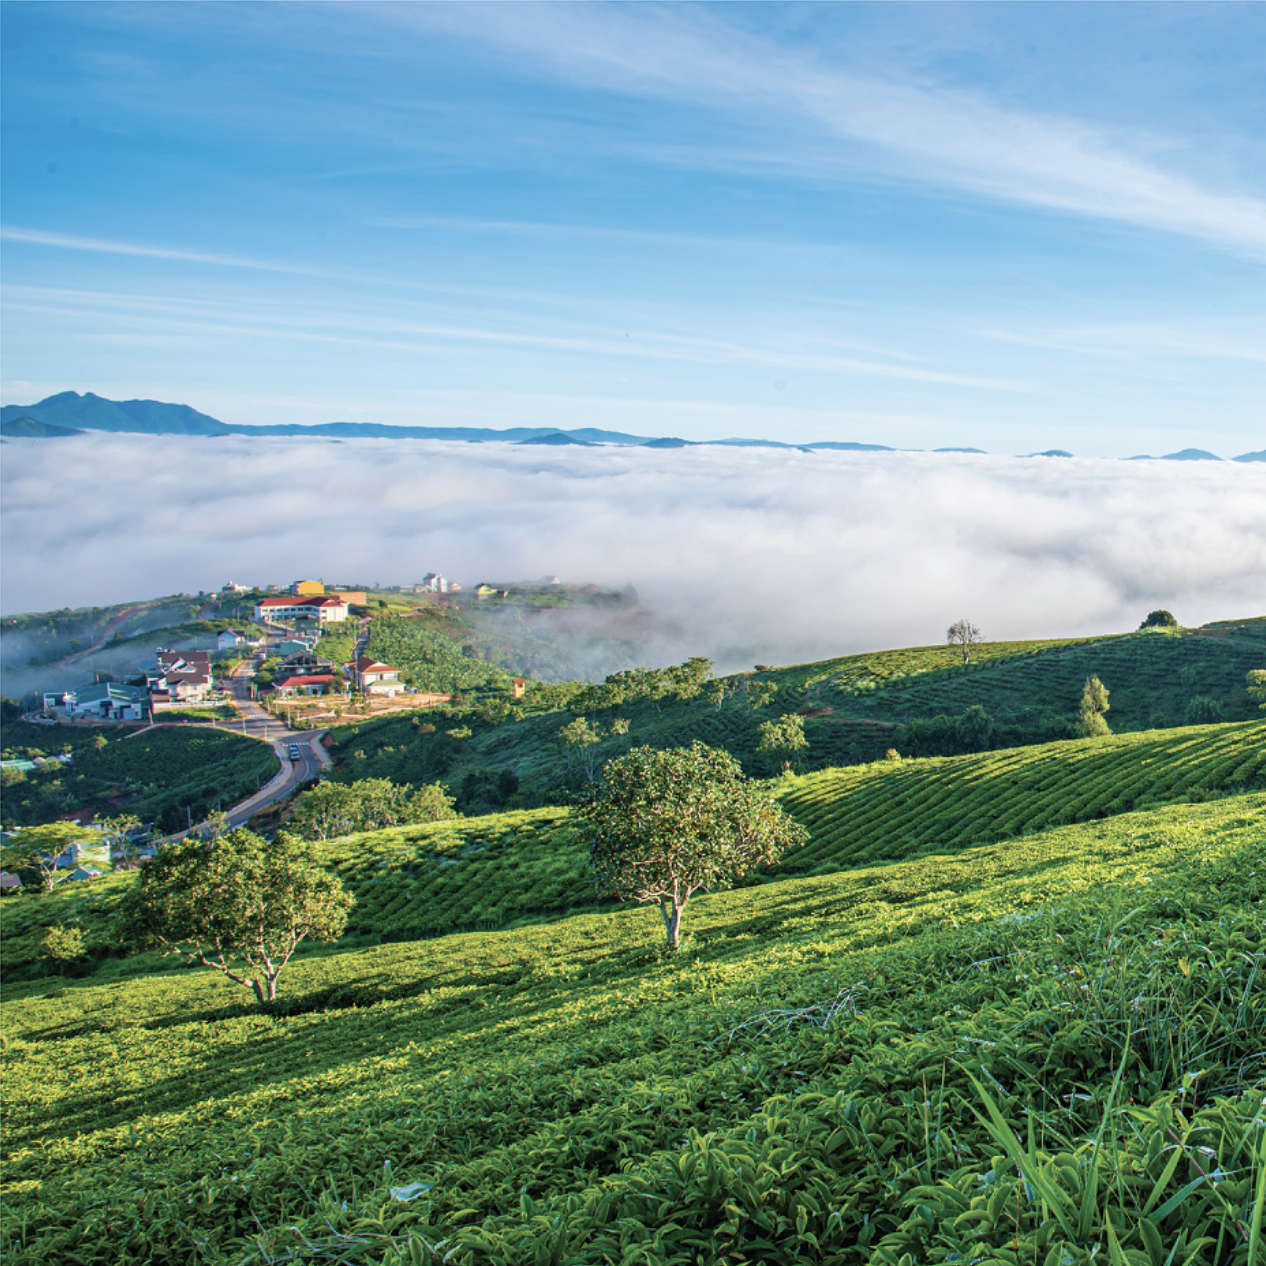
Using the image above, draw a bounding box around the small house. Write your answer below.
[274,674,337,697]
[0,873,22,891]
[350,657,403,696]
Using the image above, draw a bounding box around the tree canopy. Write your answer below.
[1079,676,1111,738]
[119,828,353,1004]
[1139,609,1179,630]
[0,822,102,892]
[287,777,456,841]
[580,741,807,949]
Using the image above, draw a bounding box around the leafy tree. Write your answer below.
[0,822,102,892]
[1184,696,1224,725]
[757,713,809,772]
[1079,676,1111,737]
[1246,670,1266,710]
[119,829,353,1005]
[289,777,455,841]
[192,809,231,841]
[100,813,142,863]
[580,742,807,950]
[947,618,982,665]
[954,704,996,751]
[1139,609,1179,629]
[559,716,606,782]
[706,679,728,711]
[745,680,779,712]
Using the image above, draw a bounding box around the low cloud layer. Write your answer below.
[3,435,1264,676]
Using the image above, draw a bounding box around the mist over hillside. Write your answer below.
[2,433,1264,673]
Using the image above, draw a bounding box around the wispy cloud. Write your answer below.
[391,4,1266,258]
[0,226,315,275]
[982,324,1266,364]
[4,283,1027,391]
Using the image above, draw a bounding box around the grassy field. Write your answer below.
[1,792,1262,1264]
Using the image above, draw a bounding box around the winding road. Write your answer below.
[219,652,330,828]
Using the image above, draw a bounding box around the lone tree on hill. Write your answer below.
[1079,676,1111,737]
[1139,609,1179,630]
[580,741,808,950]
[946,618,981,665]
[120,829,353,1005]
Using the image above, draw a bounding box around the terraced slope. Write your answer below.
[778,720,1266,872]
[325,618,1266,796]
[802,618,1266,729]
[2,795,1262,1265]
[5,724,1261,976]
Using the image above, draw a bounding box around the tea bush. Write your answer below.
[1,793,1262,1265]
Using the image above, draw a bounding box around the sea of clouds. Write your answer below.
[2,434,1264,675]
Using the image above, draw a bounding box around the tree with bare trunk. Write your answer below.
[946,618,982,665]
[119,829,352,1005]
[581,742,807,950]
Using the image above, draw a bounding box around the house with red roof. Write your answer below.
[274,674,338,697]
[350,656,403,696]
[253,595,348,624]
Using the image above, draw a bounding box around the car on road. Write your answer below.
[287,745,301,759]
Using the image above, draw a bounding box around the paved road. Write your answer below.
[218,658,330,829]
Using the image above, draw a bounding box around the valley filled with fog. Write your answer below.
[3,434,1263,674]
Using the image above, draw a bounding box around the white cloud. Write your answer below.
[3,436,1263,682]
[392,4,1266,258]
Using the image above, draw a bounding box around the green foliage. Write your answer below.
[776,721,1265,872]
[0,722,278,832]
[1248,669,1266,709]
[288,778,457,841]
[1080,674,1112,737]
[582,742,808,947]
[1187,695,1227,725]
[757,712,809,772]
[0,822,103,891]
[40,923,84,963]
[1,795,1262,1264]
[1140,608,1179,628]
[366,613,513,694]
[119,829,354,1004]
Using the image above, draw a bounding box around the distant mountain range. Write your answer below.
[2,392,1262,460]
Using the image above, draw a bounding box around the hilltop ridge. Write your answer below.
[6,391,1261,459]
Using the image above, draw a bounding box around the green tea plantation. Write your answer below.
[2,784,1263,1263]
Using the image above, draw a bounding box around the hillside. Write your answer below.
[323,618,1266,804]
[2,792,1262,1264]
[7,722,1261,977]
[0,723,278,834]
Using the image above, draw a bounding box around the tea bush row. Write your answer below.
[1,794,1262,1264]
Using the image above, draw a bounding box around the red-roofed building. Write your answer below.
[275,674,337,697]
[350,656,403,696]
[253,595,348,624]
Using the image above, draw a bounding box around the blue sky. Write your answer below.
[2,1,1263,456]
